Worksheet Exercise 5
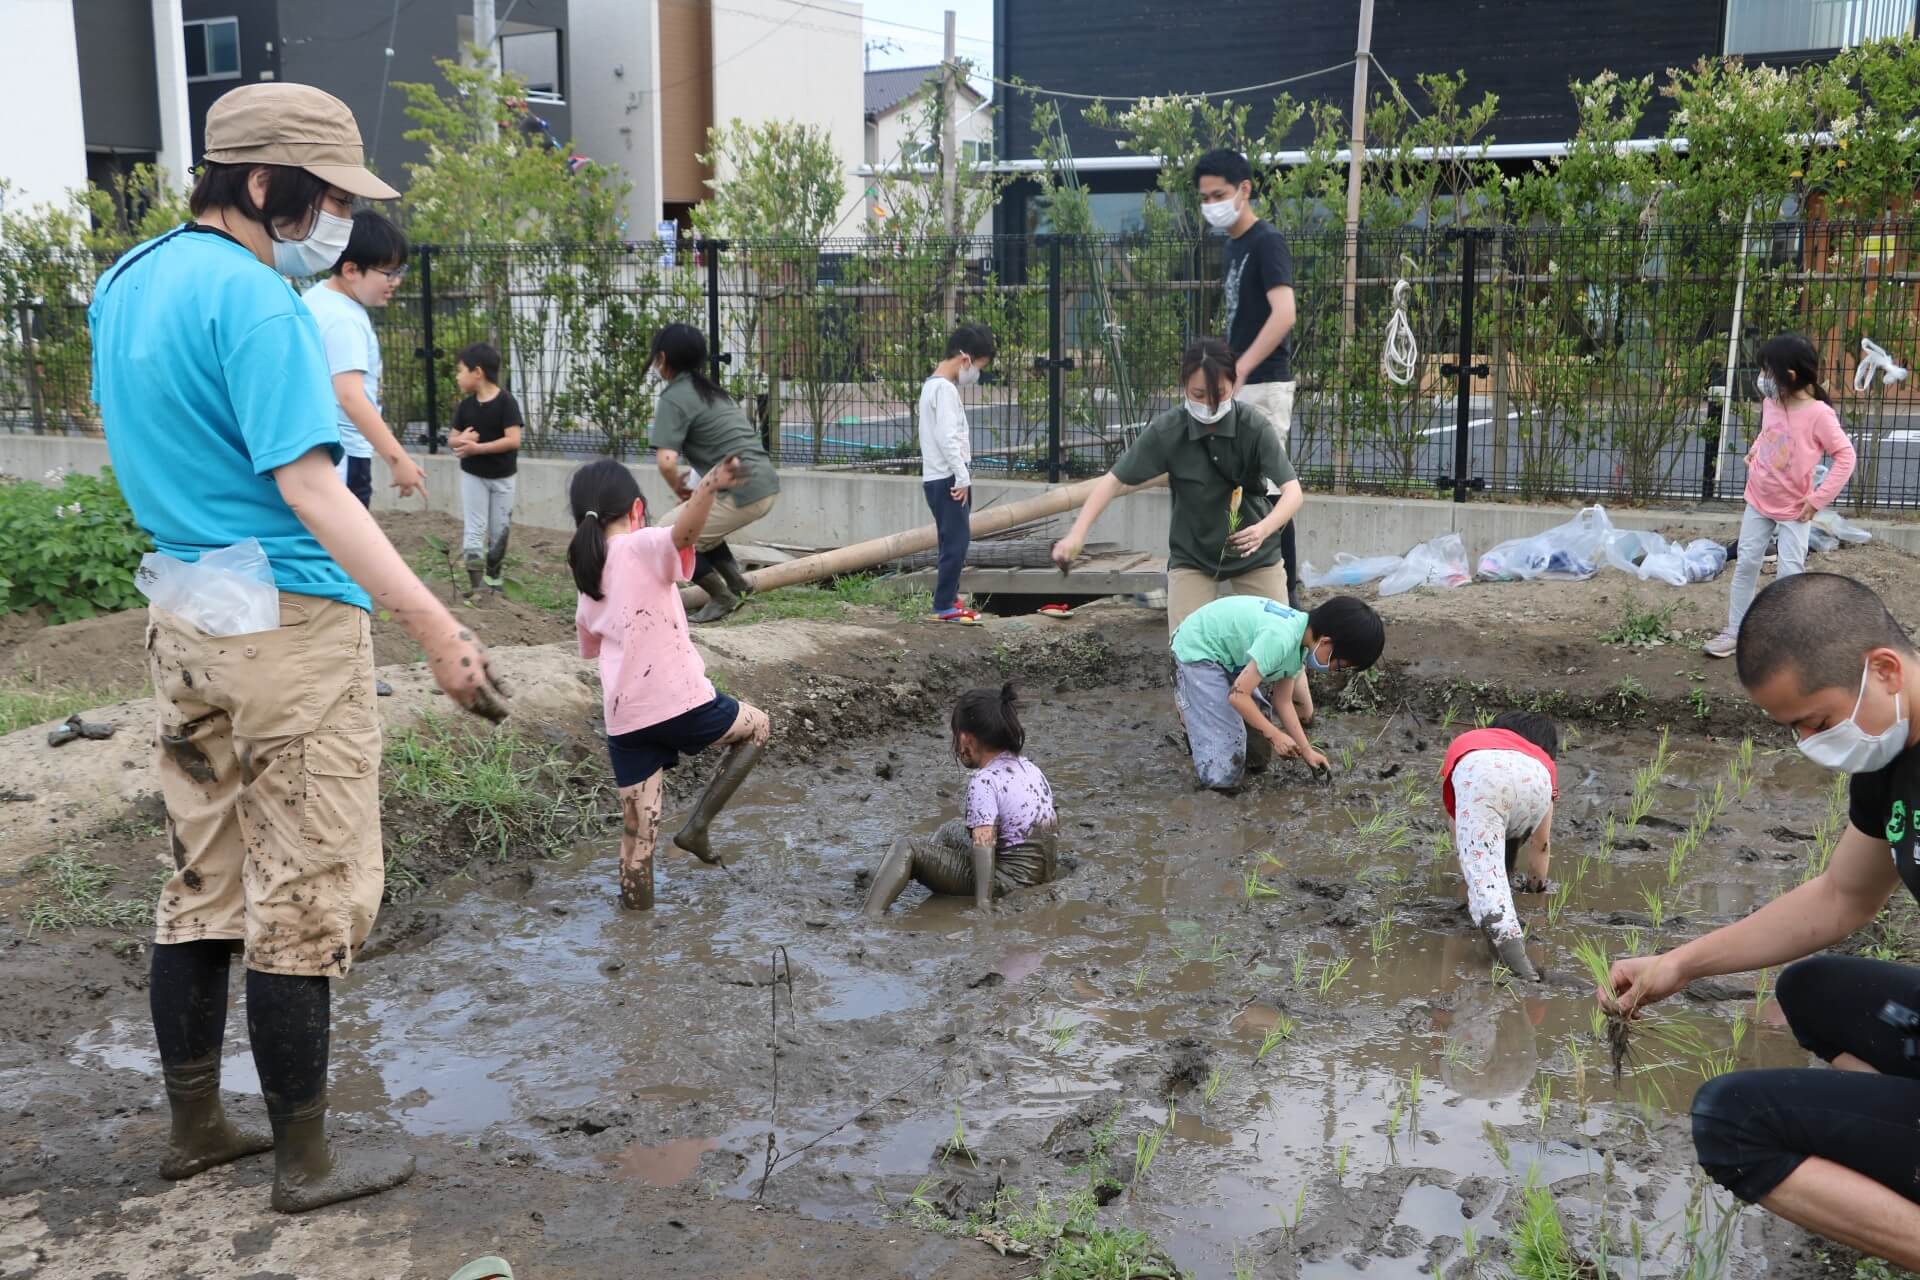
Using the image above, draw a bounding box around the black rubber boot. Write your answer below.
[466,565,484,595]
[673,741,765,864]
[266,1093,416,1214]
[711,544,755,599]
[688,571,741,624]
[158,1055,274,1180]
[1488,928,1540,982]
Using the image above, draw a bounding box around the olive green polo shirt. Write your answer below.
[649,373,781,506]
[1111,402,1296,578]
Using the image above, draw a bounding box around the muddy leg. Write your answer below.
[150,940,272,1179]
[862,837,917,917]
[618,774,665,910]
[673,703,771,865]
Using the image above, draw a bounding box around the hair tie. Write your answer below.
[585,510,600,521]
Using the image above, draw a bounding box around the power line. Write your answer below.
[778,0,995,49]
[625,2,805,99]
[975,57,1359,103]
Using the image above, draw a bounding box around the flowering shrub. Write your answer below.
[0,468,151,621]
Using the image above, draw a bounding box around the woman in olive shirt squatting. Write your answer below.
[88,83,506,1213]
[647,323,781,622]
[1051,338,1303,635]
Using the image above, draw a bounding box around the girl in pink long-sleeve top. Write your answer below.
[1704,334,1857,659]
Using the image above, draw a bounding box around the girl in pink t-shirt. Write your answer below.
[569,457,771,909]
[1705,334,1856,659]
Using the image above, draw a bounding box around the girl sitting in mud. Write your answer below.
[569,458,772,910]
[1439,710,1559,980]
[863,685,1057,916]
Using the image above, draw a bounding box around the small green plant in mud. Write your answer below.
[24,848,153,934]
[1439,702,1460,734]
[1232,1247,1257,1280]
[1334,665,1386,713]
[942,1105,976,1165]
[1626,727,1672,828]
[1242,863,1280,900]
[1278,1183,1308,1243]
[1131,1106,1172,1189]
[1201,1065,1231,1107]
[1334,1141,1350,1185]
[1573,935,1635,1079]
[1642,884,1669,931]
[1473,708,1497,729]
[1546,877,1576,927]
[1505,1174,1589,1280]
[1290,951,1309,987]
[1044,1013,1079,1056]
[1130,960,1150,995]
[1481,1120,1511,1171]
[1604,675,1650,718]
[1255,1015,1296,1063]
[1688,685,1711,721]
[896,1181,1180,1280]
[1647,1014,1747,1081]
[1601,596,1682,649]
[1728,736,1757,800]
[1316,955,1354,997]
[1534,1078,1554,1134]
[382,718,611,866]
[1805,773,1851,882]
[1368,915,1395,958]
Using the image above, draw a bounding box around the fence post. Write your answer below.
[19,303,46,434]
[700,238,730,385]
[418,245,439,454]
[1032,234,1072,484]
[1487,229,1509,495]
[1438,228,1490,504]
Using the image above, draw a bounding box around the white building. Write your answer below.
[570,0,865,239]
[861,63,993,236]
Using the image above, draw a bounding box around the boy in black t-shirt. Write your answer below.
[449,341,523,595]
[1600,572,1920,1271]
[1196,148,1301,607]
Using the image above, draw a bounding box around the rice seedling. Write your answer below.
[1131,1105,1173,1189]
[1730,736,1757,800]
[1442,1035,1469,1072]
[1624,925,1644,956]
[1337,743,1356,772]
[1481,1119,1511,1171]
[1534,1078,1554,1134]
[1641,884,1668,931]
[1505,1176,1586,1280]
[1666,829,1697,885]
[1368,915,1395,957]
[1752,966,1774,1022]
[1255,1014,1296,1063]
[1647,1014,1747,1080]
[1278,1184,1308,1243]
[942,1105,976,1165]
[1334,1142,1349,1185]
[1474,708,1497,729]
[1627,728,1672,829]
[1291,951,1309,987]
[1600,812,1617,855]
[1346,803,1414,854]
[1490,960,1514,990]
[1384,1091,1403,1141]
[1316,955,1354,997]
[1806,773,1850,881]
[1204,934,1230,965]
[1546,877,1576,927]
[1439,703,1459,734]
[1131,960,1149,995]
[1232,1248,1256,1280]
[1573,935,1635,1079]
[1675,1179,1742,1280]
[1046,1013,1079,1055]
[1243,866,1280,900]
[1202,1066,1231,1107]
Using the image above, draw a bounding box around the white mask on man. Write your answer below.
[1200,196,1241,232]
[1184,396,1233,425]
[1797,659,1910,774]
[957,362,981,388]
[272,208,354,277]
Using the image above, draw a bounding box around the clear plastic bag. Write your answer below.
[1379,532,1470,596]
[1681,538,1728,582]
[1476,505,1615,582]
[135,538,281,637]
[1301,553,1405,589]
[1808,506,1872,553]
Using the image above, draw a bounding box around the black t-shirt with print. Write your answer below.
[453,389,523,479]
[1223,219,1295,384]
[1847,743,1920,905]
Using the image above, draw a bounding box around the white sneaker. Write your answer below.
[1703,628,1738,659]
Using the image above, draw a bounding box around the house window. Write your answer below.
[1726,0,1915,54]
[499,27,564,102]
[184,17,242,82]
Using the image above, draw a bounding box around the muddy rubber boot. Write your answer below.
[266,1094,415,1214]
[688,570,741,624]
[712,546,755,599]
[862,837,915,918]
[673,741,765,864]
[466,565,484,595]
[158,1054,273,1180]
[1488,929,1540,982]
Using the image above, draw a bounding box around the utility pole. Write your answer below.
[940,9,960,321]
[1335,0,1374,494]
[473,0,496,64]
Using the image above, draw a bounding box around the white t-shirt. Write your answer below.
[918,374,970,489]
[301,282,380,459]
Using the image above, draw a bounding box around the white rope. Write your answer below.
[1854,337,1909,393]
[1381,279,1418,387]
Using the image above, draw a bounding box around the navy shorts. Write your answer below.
[606,693,741,787]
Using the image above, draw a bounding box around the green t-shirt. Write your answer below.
[649,374,781,506]
[1171,595,1308,680]
[1111,401,1296,577]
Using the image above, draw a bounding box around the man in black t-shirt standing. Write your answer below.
[1195,149,1301,606]
[1601,572,1920,1272]
[449,341,523,596]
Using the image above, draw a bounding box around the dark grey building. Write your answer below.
[989,0,1916,234]
[179,0,571,193]
[73,0,182,192]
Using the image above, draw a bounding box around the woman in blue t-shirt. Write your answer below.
[89,83,506,1215]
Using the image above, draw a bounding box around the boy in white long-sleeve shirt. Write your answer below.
[918,324,995,622]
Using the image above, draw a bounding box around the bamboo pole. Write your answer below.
[679,475,1167,606]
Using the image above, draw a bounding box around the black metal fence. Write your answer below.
[8,221,1920,509]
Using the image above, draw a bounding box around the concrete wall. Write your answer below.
[16,433,1920,566]
[0,0,90,216]
[710,0,865,225]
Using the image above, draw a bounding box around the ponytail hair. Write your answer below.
[951,682,1025,759]
[650,322,730,407]
[1758,333,1833,406]
[567,459,644,600]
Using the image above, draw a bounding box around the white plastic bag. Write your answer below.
[1301,553,1404,589]
[136,538,281,637]
[1681,538,1728,582]
[1477,505,1615,582]
[1809,506,1872,550]
[1379,532,1470,596]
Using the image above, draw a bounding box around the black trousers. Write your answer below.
[1692,954,1920,1203]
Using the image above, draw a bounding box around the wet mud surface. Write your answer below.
[4,616,1865,1276]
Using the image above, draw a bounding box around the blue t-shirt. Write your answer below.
[301,281,380,459]
[89,225,368,610]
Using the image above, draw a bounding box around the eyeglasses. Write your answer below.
[371,266,409,282]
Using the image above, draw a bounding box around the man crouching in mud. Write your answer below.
[89,83,507,1212]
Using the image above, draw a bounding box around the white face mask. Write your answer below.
[1798,659,1909,774]
[957,362,981,388]
[1200,195,1241,231]
[272,208,353,277]
[1184,396,1233,425]
[1756,373,1779,400]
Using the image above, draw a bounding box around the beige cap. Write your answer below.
[203,83,399,200]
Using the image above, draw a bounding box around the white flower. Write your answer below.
[66,503,84,517]
[43,467,66,482]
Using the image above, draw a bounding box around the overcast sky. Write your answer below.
[858,0,995,95]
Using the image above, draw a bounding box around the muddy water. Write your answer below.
[71,694,1837,1276]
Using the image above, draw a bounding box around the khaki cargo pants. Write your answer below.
[147,593,384,977]
[653,491,777,553]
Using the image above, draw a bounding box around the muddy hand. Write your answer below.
[1602,952,1679,1017]
[1050,536,1083,575]
[424,625,511,723]
[707,455,744,491]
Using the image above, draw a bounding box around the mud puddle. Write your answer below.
[67,691,1836,1276]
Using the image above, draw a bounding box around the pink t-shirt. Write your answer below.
[575,528,714,735]
[1744,396,1855,522]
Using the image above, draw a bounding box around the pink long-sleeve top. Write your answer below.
[1744,396,1856,521]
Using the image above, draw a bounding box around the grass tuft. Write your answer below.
[0,680,140,736]
[25,849,153,933]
